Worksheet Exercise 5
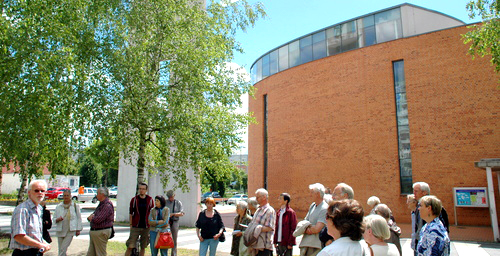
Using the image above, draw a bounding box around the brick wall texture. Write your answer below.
[248,25,499,226]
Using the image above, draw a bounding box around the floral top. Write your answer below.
[417,217,450,256]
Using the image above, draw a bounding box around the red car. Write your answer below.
[45,187,70,200]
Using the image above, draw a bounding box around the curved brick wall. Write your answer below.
[248,25,499,226]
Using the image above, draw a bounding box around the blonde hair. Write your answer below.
[420,195,442,216]
[364,214,390,240]
[407,194,417,203]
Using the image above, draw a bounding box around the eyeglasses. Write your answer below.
[34,190,46,193]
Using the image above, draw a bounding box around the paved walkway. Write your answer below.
[1,204,500,255]
[45,227,500,256]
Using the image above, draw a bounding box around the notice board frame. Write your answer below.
[453,187,488,225]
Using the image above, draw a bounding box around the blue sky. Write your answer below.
[231,0,483,155]
[233,0,482,72]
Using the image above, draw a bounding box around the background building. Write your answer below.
[248,4,499,225]
[1,164,80,194]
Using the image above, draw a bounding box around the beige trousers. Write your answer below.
[57,231,75,256]
[87,228,111,256]
[300,247,321,256]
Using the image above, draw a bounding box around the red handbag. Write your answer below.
[155,231,174,249]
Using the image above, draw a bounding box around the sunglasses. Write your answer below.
[34,190,46,193]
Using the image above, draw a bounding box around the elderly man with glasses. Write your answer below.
[10,179,52,255]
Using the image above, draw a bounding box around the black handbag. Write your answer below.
[219,228,226,242]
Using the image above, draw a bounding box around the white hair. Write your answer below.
[98,187,109,197]
[367,196,381,207]
[28,179,47,191]
[413,182,430,195]
[247,197,258,207]
[236,201,248,210]
[255,188,268,198]
[374,204,392,221]
[309,183,325,198]
[337,183,354,199]
[323,194,333,205]
[364,214,391,240]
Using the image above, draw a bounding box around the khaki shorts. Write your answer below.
[126,227,149,249]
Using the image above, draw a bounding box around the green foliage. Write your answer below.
[83,0,265,191]
[85,133,119,186]
[463,0,500,73]
[230,167,248,192]
[1,0,265,194]
[79,156,102,187]
[0,191,19,200]
[201,162,235,197]
[0,0,114,195]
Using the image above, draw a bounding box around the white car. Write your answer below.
[109,187,118,198]
[227,194,248,205]
[58,187,98,203]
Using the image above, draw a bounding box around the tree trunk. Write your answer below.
[137,130,146,189]
[0,168,3,194]
[103,168,108,187]
[16,173,28,206]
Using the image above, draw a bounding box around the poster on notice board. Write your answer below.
[453,187,488,208]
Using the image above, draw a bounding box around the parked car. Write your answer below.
[201,191,222,203]
[227,194,248,205]
[58,187,98,203]
[45,187,70,200]
[109,187,118,198]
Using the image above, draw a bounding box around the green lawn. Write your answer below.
[0,239,229,256]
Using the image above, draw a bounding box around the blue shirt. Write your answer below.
[417,217,450,256]
[10,199,44,250]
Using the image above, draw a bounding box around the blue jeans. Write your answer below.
[150,231,168,256]
[199,238,219,256]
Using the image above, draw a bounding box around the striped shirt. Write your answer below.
[91,198,114,229]
[251,203,276,250]
[10,199,43,250]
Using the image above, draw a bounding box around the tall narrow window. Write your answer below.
[326,26,342,55]
[312,31,327,60]
[278,45,289,72]
[300,35,313,64]
[393,60,412,194]
[262,54,270,78]
[269,50,278,75]
[263,94,268,189]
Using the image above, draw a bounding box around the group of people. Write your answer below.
[226,182,450,256]
[124,182,184,256]
[9,180,451,256]
[9,179,114,256]
[9,180,185,256]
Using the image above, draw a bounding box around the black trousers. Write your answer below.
[12,248,42,256]
[256,249,273,256]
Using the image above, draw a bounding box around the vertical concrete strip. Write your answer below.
[486,167,500,242]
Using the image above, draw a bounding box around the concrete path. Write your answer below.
[1,203,500,255]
